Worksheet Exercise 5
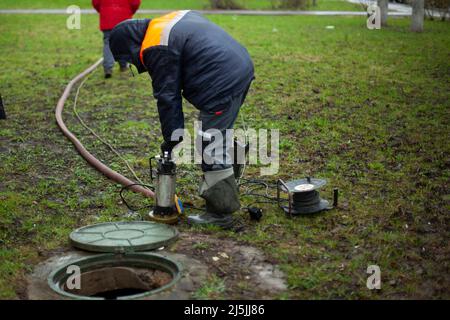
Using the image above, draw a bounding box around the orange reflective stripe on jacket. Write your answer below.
[139,10,190,65]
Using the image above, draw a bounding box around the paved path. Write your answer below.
[0,8,411,16]
[347,0,412,14]
[347,0,448,18]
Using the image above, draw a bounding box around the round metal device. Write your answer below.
[278,178,331,215]
[286,193,330,215]
[48,253,182,300]
[284,178,327,193]
[69,221,178,253]
[294,184,315,192]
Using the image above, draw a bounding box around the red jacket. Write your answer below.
[92,0,141,31]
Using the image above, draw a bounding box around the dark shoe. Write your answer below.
[119,64,128,72]
[104,71,112,79]
[187,212,234,229]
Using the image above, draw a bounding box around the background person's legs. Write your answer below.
[102,30,115,77]
[118,59,128,71]
[103,30,127,75]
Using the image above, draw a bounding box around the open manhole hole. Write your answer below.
[48,253,182,300]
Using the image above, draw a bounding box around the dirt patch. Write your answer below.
[171,232,287,299]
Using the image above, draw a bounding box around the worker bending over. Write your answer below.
[109,10,254,228]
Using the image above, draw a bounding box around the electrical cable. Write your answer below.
[238,177,288,209]
[119,183,155,212]
[237,112,248,185]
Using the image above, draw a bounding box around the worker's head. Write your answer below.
[109,19,151,74]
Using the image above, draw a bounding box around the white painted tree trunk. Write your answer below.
[411,0,425,32]
[378,0,388,27]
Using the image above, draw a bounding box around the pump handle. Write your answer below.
[149,156,156,182]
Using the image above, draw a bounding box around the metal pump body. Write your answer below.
[151,152,177,216]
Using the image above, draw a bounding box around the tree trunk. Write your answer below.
[411,0,425,32]
[378,0,388,27]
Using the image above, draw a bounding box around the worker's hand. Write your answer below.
[161,137,183,155]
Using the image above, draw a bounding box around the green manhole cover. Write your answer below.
[70,221,179,253]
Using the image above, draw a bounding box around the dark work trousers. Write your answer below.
[103,30,127,72]
[196,83,251,172]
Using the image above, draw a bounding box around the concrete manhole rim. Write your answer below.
[47,252,183,300]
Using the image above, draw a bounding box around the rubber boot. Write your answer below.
[188,168,240,229]
[104,70,112,79]
[119,62,128,72]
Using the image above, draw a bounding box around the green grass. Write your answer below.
[192,275,226,299]
[0,13,449,299]
[0,0,362,11]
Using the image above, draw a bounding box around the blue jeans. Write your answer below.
[103,30,127,72]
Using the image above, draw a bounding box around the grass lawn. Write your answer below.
[0,0,362,11]
[0,13,449,299]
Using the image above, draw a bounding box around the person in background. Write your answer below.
[92,0,141,78]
